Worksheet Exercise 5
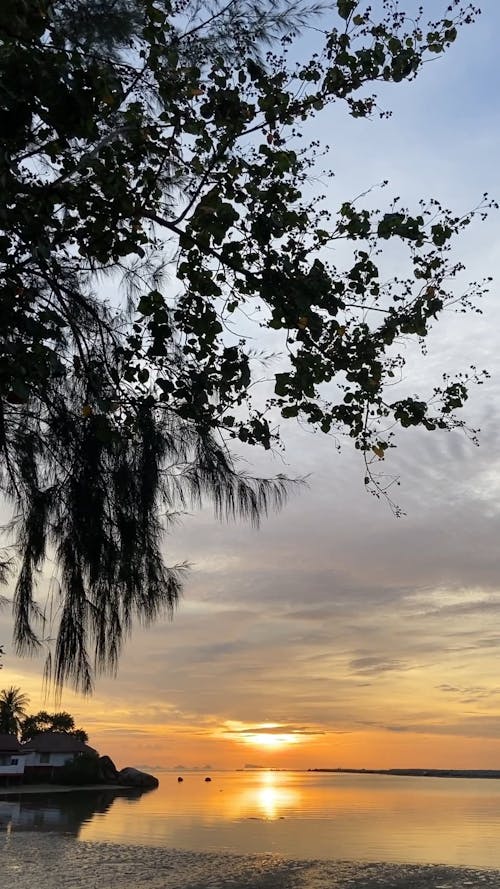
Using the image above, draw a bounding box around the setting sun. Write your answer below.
[238,725,301,749]
[247,732,297,748]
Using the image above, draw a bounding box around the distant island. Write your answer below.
[308,768,500,779]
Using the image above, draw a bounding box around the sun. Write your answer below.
[242,727,300,749]
[223,721,305,750]
[249,733,286,749]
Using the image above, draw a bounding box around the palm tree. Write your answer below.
[0,687,30,737]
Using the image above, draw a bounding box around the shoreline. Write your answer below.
[0,783,133,796]
[309,767,500,779]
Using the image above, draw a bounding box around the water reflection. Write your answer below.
[0,787,152,837]
[252,771,300,820]
[4,772,500,869]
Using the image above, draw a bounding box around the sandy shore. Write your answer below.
[2,833,500,889]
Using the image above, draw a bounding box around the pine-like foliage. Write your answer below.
[10,359,291,691]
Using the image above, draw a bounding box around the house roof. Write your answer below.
[0,733,21,752]
[22,732,95,755]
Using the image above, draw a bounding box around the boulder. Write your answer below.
[118,767,159,789]
[98,755,119,784]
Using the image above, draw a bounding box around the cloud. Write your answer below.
[436,684,500,704]
[225,724,325,737]
[357,721,411,734]
[348,657,408,676]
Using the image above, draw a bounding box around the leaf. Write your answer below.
[274,373,291,397]
[337,0,357,20]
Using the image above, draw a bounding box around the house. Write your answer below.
[0,733,26,783]
[22,732,97,780]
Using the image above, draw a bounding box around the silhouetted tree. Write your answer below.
[0,686,30,735]
[20,709,88,743]
[0,0,488,691]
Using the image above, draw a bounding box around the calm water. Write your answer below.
[3,770,500,868]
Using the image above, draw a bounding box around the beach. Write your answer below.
[3,833,500,889]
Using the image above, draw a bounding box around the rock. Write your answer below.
[177,776,183,782]
[98,755,119,784]
[118,767,159,789]
[204,776,211,782]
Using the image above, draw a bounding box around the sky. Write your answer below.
[2,0,500,773]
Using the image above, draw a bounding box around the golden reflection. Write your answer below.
[254,770,300,820]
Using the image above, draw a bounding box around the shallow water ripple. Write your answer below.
[3,835,500,889]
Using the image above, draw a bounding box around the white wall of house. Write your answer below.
[0,759,26,776]
[23,751,75,768]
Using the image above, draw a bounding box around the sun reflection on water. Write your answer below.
[254,771,300,820]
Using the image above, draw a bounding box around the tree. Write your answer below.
[0,686,30,735]
[0,0,489,690]
[20,711,51,742]
[1,0,315,691]
[20,708,88,743]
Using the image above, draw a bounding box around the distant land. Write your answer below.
[309,768,500,780]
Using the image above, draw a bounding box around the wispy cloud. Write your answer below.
[225,724,325,738]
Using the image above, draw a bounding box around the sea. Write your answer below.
[2,769,500,888]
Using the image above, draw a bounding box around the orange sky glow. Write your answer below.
[5,658,500,773]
